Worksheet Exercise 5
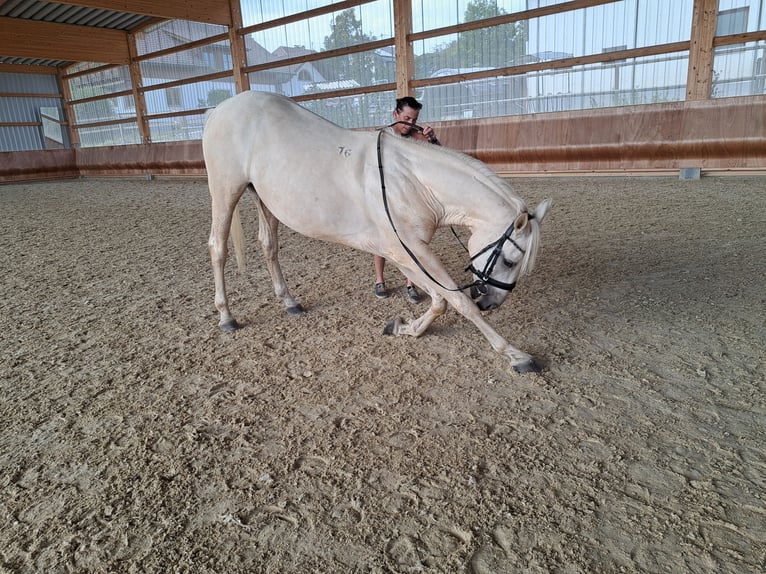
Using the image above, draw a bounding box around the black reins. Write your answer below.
[376,124,528,295]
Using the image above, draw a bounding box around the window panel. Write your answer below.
[299,89,396,127]
[148,114,207,142]
[412,0,536,34]
[717,0,766,33]
[77,122,140,147]
[418,51,688,121]
[712,40,766,97]
[143,80,235,114]
[68,66,132,100]
[71,98,124,125]
[140,41,233,86]
[135,20,228,56]
[249,48,394,97]
[245,0,392,59]
[242,0,345,26]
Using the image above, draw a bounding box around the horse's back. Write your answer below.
[204,91,346,151]
[203,91,381,245]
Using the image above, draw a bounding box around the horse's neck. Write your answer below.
[414,147,519,228]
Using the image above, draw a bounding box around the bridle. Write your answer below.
[464,223,527,294]
[376,124,530,296]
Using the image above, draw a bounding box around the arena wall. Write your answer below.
[2,95,764,183]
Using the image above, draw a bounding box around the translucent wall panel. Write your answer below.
[717,0,766,33]
[134,20,228,56]
[299,88,396,128]
[66,62,107,74]
[140,41,233,85]
[418,51,688,121]
[77,122,141,147]
[71,98,128,125]
[414,1,693,80]
[1,126,44,152]
[713,1,766,97]
[242,0,343,25]
[148,114,207,142]
[712,40,766,97]
[250,48,395,97]
[244,0,392,56]
[412,0,537,33]
[143,80,236,114]
[413,0,694,42]
[68,66,132,100]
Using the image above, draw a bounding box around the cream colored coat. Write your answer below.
[203,91,552,372]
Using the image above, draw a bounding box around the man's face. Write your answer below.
[392,105,420,136]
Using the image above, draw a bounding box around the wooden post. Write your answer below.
[686,0,718,101]
[128,32,151,143]
[229,0,250,94]
[394,0,414,98]
[57,66,79,148]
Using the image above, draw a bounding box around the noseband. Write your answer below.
[376,127,527,295]
[465,223,528,294]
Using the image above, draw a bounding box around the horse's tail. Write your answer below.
[231,204,246,272]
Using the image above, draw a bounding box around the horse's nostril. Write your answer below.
[477,299,498,311]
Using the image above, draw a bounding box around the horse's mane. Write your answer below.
[404,137,540,276]
[403,137,526,212]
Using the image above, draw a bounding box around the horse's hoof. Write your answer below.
[287,304,304,316]
[513,359,542,374]
[220,319,241,332]
[383,319,398,335]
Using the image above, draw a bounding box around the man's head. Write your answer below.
[392,96,423,137]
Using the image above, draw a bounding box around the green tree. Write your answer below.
[417,0,527,73]
[323,9,376,85]
[460,0,526,68]
[206,89,231,107]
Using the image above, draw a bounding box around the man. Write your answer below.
[374,96,440,302]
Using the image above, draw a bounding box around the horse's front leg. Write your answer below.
[384,292,448,337]
[255,198,304,315]
[383,253,540,373]
[446,293,541,373]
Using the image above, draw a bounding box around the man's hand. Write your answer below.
[419,125,440,145]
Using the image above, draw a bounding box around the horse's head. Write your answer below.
[468,199,552,311]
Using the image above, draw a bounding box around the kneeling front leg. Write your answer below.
[384,294,448,337]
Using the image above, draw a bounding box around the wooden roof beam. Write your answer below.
[56,1,232,26]
[0,17,130,64]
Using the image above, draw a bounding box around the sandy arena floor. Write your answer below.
[0,176,764,573]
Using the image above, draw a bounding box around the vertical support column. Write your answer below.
[229,0,250,94]
[686,0,718,101]
[128,32,150,143]
[394,0,414,98]
[58,66,79,148]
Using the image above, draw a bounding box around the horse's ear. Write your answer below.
[513,211,529,231]
[532,199,553,223]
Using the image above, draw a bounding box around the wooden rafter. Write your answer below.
[0,17,130,64]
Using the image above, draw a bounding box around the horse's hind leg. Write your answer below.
[254,197,304,315]
[208,181,246,332]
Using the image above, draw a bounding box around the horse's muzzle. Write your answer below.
[470,285,486,300]
[477,299,499,311]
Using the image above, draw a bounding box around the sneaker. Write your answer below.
[374,282,388,298]
[406,285,421,303]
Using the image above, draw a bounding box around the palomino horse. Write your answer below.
[203,91,552,373]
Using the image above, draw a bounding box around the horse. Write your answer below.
[203,91,552,373]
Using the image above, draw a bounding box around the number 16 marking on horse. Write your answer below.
[203,91,552,373]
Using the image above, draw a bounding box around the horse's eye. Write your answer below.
[502,257,516,269]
